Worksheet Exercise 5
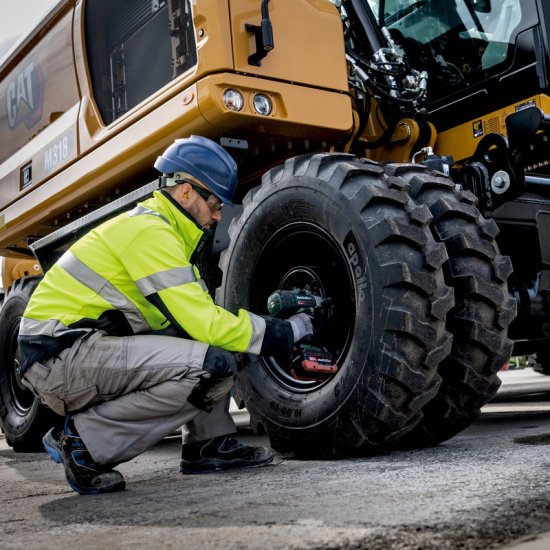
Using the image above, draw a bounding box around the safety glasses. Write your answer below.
[190,184,224,213]
[167,172,224,213]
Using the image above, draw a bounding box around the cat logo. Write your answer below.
[472,119,484,138]
[6,61,44,130]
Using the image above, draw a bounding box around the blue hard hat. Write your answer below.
[154,136,238,205]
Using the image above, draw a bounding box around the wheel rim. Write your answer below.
[249,221,356,392]
[6,316,34,415]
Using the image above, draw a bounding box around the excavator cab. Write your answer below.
[365,0,542,148]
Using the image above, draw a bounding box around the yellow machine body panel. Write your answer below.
[0,2,79,223]
[0,0,352,258]
[435,95,550,163]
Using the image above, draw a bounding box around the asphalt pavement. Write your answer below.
[491,368,550,549]
[2,367,550,549]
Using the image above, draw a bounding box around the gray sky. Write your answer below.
[1,0,59,62]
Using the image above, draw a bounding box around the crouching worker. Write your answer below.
[18,136,313,495]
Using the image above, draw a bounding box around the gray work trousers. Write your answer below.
[23,331,237,465]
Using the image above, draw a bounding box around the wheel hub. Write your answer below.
[279,266,326,300]
[249,222,355,392]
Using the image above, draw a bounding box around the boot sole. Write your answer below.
[180,454,274,474]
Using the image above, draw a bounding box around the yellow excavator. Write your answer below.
[0,0,542,457]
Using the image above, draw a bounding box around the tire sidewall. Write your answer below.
[223,177,382,429]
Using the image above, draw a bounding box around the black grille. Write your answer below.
[85,0,197,124]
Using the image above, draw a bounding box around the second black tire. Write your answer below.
[389,164,516,446]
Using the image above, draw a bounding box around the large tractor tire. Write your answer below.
[388,164,516,446]
[218,153,454,457]
[0,277,60,451]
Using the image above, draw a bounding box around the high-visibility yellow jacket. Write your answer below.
[19,190,292,374]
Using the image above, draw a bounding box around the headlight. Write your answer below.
[223,89,244,111]
[253,94,272,116]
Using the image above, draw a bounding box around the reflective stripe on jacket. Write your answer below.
[18,190,269,374]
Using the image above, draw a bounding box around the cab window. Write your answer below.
[370,0,532,104]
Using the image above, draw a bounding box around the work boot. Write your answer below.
[180,435,274,474]
[42,417,126,495]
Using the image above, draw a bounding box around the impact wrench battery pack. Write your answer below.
[290,344,338,381]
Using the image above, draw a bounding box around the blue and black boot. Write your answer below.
[180,435,274,474]
[43,416,126,495]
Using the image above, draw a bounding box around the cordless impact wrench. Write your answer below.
[267,289,337,380]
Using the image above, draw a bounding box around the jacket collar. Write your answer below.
[159,189,204,230]
[149,190,205,254]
